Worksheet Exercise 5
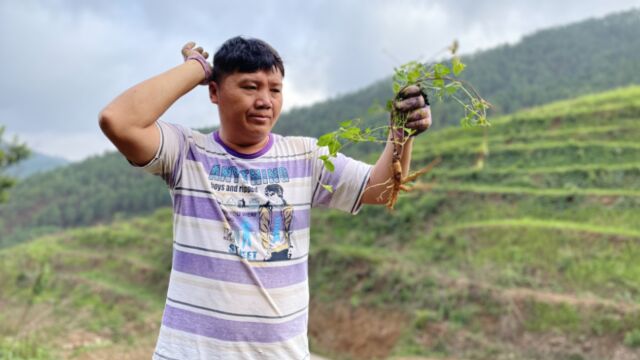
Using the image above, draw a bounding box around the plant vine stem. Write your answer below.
[418,74,485,102]
[450,94,484,119]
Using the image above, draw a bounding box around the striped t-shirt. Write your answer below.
[137,121,372,360]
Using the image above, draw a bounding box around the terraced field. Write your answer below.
[1,87,640,359]
[0,210,173,359]
[308,86,640,359]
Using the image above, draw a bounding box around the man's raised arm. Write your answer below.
[98,42,211,165]
[360,85,431,205]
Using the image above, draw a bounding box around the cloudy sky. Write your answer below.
[1,0,638,162]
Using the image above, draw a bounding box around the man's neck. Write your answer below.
[215,130,272,157]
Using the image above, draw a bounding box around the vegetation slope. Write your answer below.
[2,86,640,359]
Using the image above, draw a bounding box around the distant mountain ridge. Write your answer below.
[274,8,640,139]
[5,151,69,179]
[2,9,640,248]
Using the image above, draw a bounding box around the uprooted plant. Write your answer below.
[317,42,491,210]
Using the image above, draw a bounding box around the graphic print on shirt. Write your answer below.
[209,163,294,262]
[259,184,294,261]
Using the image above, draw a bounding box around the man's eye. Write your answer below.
[243,85,257,90]
[271,88,281,93]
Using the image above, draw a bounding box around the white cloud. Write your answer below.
[12,129,116,162]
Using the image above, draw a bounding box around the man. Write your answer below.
[99,37,430,360]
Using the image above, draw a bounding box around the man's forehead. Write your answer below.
[233,69,283,84]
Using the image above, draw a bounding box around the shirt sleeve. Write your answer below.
[310,138,373,214]
[128,120,190,189]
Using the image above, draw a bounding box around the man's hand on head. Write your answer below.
[182,41,213,85]
[394,85,432,137]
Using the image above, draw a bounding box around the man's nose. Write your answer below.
[255,90,272,109]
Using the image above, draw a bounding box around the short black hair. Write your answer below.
[211,36,284,83]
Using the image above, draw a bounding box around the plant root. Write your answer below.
[386,156,442,210]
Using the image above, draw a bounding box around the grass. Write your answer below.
[0,209,173,359]
[443,218,640,238]
[309,86,640,358]
[3,86,640,359]
[429,182,640,197]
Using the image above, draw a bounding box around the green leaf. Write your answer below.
[444,82,459,96]
[386,100,394,111]
[393,82,401,95]
[340,120,352,127]
[407,67,421,83]
[317,133,334,146]
[328,140,340,156]
[339,127,361,141]
[320,155,335,172]
[321,184,334,193]
[433,63,450,78]
[452,57,466,76]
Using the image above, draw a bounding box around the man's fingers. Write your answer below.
[406,106,431,122]
[406,116,432,129]
[403,106,432,136]
[406,118,431,131]
[181,42,196,58]
[399,85,422,99]
[395,95,425,112]
[202,51,209,59]
[194,46,204,54]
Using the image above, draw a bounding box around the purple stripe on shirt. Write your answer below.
[186,145,312,180]
[173,249,308,288]
[167,123,187,188]
[174,194,311,231]
[162,304,307,343]
[312,153,349,206]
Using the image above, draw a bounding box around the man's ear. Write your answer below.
[209,81,220,104]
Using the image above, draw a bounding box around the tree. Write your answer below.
[0,125,30,202]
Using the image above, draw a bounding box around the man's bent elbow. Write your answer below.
[98,108,125,140]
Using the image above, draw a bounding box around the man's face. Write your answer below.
[209,68,283,147]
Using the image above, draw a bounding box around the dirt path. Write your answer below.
[70,338,335,360]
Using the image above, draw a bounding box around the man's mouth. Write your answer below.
[248,114,270,123]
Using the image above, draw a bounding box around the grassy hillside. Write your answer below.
[1,86,640,359]
[0,209,173,359]
[307,86,640,359]
[0,152,171,249]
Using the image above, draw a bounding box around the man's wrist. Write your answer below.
[186,54,212,85]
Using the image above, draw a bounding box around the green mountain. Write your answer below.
[274,9,640,138]
[3,9,640,248]
[0,152,171,248]
[5,152,69,179]
[2,86,640,359]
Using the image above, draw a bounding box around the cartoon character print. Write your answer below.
[259,184,294,261]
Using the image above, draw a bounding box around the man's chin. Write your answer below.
[242,127,273,144]
[245,120,276,134]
